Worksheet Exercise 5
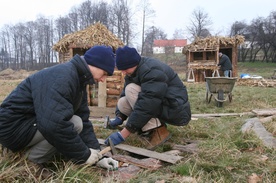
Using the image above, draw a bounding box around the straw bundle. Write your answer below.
[52,22,124,53]
[182,35,245,53]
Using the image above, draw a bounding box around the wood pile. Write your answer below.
[237,78,276,88]
[189,61,218,70]
[106,71,125,107]
[87,70,125,107]
[242,108,276,149]
[52,22,124,53]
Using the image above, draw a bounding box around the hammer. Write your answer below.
[99,138,117,155]
[103,115,110,129]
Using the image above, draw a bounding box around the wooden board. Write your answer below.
[112,154,162,169]
[192,112,255,118]
[98,139,183,164]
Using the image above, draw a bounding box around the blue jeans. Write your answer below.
[224,70,230,77]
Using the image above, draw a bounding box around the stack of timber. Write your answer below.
[237,78,276,88]
[87,70,125,107]
[106,70,125,107]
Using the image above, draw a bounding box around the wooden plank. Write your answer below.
[242,118,276,148]
[192,112,255,118]
[98,80,107,107]
[112,154,162,170]
[98,139,183,164]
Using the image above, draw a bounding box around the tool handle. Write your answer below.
[99,146,111,155]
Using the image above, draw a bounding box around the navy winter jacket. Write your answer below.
[0,55,100,163]
[116,57,191,133]
[218,54,232,71]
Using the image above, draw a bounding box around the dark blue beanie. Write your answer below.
[115,46,141,70]
[84,45,115,76]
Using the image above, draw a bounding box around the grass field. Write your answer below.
[0,62,275,182]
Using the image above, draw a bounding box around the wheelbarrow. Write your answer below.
[205,77,237,107]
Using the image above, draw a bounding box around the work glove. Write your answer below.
[105,132,125,146]
[108,117,123,129]
[85,148,102,165]
[96,157,119,170]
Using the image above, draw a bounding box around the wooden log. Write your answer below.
[106,100,117,107]
[107,88,121,95]
[106,82,122,89]
[98,139,183,164]
[241,118,276,148]
[106,75,122,82]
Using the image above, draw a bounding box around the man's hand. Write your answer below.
[105,132,125,145]
[96,157,119,170]
[85,148,102,165]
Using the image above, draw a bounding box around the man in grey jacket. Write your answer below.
[105,46,191,150]
[0,45,118,175]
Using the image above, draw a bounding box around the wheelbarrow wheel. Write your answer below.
[217,89,224,107]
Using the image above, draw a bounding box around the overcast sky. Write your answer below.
[0,0,275,40]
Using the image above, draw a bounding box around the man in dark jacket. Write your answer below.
[218,52,232,77]
[105,46,191,149]
[0,45,118,171]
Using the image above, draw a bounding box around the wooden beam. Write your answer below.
[98,139,183,164]
[98,80,107,107]
[192,112,255,118]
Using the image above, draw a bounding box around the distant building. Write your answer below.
[153,39,187,54]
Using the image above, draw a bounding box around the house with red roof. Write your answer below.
[153,39,187,54]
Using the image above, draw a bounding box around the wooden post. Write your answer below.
[98,80,107,107]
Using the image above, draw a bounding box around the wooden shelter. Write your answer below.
[52,22,125,107]
[182,35,245,82]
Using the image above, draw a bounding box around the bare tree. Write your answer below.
[0,25,12,69]
[186,7,212,41]
[139,0,155,55]
[230,21,248,36]
[264,11,276,62]
[143,26,167,56]
[110,0,133,45]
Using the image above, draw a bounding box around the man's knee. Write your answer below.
[69,115,83,133]
[125,83,141,97]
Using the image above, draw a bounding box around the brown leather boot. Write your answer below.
[147,125,171,150]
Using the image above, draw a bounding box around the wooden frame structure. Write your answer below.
[183,36,245,82]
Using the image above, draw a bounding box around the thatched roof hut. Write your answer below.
[182,35,245,82]
[52,22,124,63]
